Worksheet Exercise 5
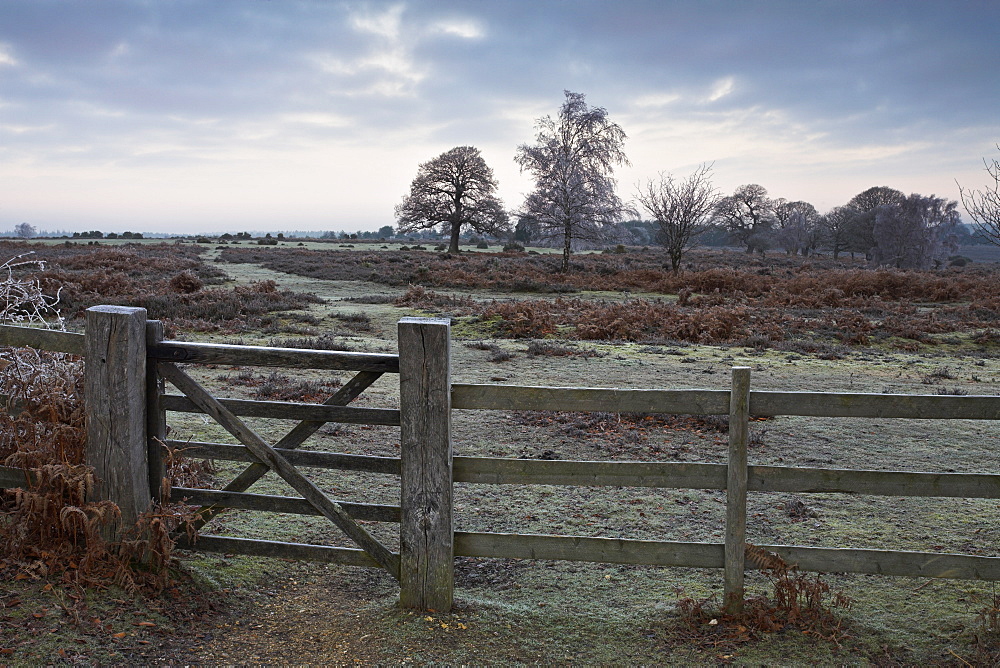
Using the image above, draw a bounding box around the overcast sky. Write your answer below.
[1,0,998,235]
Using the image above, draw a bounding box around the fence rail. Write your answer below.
[452,383,1000,420]
[171,487,401,522]
[160,394,401,424]
[0,325,84,355]
[452,532,1000,580]
[170,440,402,473]
[4,315,1000,615]
[148,340,400,372]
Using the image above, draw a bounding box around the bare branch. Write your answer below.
[958,145,1000,247]
[636,163,719,271]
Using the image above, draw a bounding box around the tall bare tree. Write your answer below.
[958,145,1000,246]
[636,163,719,271]
[515,91,630,272]
[713,184,774,253]
[395,146,509,254]
[773,200,820,255]
[871,194,960,269]
[820,205,856,259]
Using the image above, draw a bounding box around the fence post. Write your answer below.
[145,320,167,503]
[84,306,150,539]
[724,366,751,614]
[398,317,453,611]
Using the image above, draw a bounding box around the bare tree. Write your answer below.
[713,184,774,253]
[636,163,719,271]
[395,146,509,254]
[959,145,1000,246]
[773,200,820,255]
[871,194,960,269]
[820,205,856,259]
[13,223,36,239]
[515,91,630,272]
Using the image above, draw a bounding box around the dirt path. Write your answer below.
[183,583,382,663]
[159,564,563,665]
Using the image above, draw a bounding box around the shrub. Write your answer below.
[169,270,204,294]
[0,264,211,591]
[489,349,515,363]
[525,341,575,356]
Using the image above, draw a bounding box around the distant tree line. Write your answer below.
[393,89,994,272]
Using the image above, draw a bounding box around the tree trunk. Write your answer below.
[561,223,572,272]
[669,249,681,272]
[448,222,461,254]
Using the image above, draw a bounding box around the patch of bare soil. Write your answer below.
[160,563,555,665]
[163,568,396,664]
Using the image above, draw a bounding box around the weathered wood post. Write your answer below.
[84,306,151,539]
[724,366,751,614]
[398,317,454,611]
[145,320,167,503]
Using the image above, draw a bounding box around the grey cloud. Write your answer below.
[0,0,997,231]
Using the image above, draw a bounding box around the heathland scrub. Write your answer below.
[4,241,1000,663]
[150,248,1000,664]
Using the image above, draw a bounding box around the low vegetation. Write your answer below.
[0,256,216,662]
[3,241,1000,663]
[0,241,323,334]
[237,246,1000,350]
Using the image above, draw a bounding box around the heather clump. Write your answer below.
[478,297,789,345]
[1,242,323,333]
[0,255,210,592]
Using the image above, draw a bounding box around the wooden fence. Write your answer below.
[3,307,1000,614]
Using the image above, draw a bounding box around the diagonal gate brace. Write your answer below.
[185,370,383,531]
[158,362,400,579]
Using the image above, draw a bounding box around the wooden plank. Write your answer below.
[398,317,454,611]
[455,532,1000,581]
[149,340,399,373]
[751,391,1000,420]
[452,383,1000,421]
[174,534,386,568]
[170,487,401,522]
[158,362,401,579]
[451,383,730,415]
[454,532,725,568]
[759,544,1000,580]
[748,466,1000,498]
[84,306,150,538]
[0,324,85,355]
[453,457,726,489]
[165,441,401,475]
[0,464,33,489]
[725,367,751,613]
[160,394,400,425]
[146,320,167,502]
[455,457,1000,499]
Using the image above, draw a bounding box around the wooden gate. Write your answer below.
[146,322,405,578]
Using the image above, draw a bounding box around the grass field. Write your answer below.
[3,240,1000,664]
